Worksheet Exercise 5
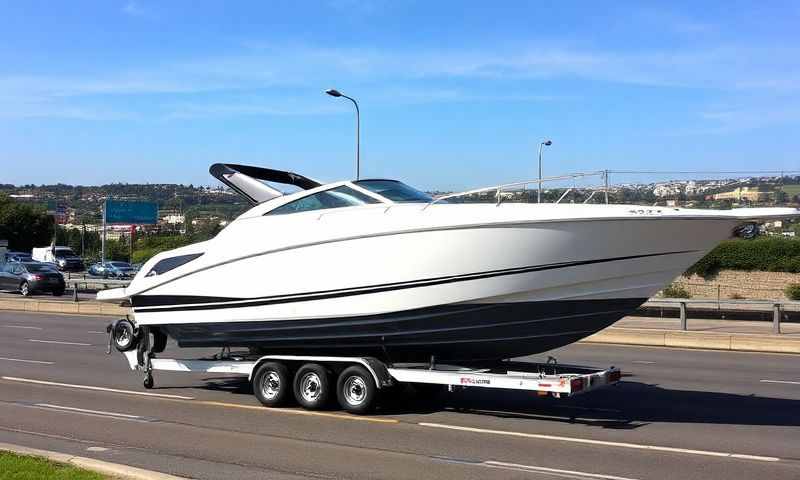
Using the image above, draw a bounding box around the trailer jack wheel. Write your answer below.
[143,373,154,389]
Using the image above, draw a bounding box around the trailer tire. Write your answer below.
[253,362,291,407]
[293,363,331,410]
[337,365,377,414]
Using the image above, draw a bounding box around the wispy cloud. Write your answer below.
[122,1,153,19]
[1,41,797,124]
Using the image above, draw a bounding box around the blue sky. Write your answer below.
[1,1,798,190]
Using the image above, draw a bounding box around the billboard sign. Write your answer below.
[46,201,68,224]
[104,200,158,225]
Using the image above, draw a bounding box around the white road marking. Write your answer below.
[0,357,54,365]
[418,423,780,462]
[86,447,109,452]
[0,376,195,400]
[760,380,800,385]
[35,403,142,419]
[87,331,107,334]
[631,360,656,364]
[28,339,91,346]
[485,460,640,480]
[2,325,43,330]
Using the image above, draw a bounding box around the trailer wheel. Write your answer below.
[337,365,378,414]
[253,362,291,407]
[293,363,330,410]
[112,319,138,352]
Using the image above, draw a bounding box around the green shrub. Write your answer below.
[786,283,800,301]
[130,234,194,265]
[686,237,800,278]
[662,283,692,298]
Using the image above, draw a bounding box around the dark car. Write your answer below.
[5,251,33,263]
[0,262,65,296]
[88,261,136,279]
[52,248,84,272]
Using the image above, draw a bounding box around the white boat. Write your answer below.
[99,164,799,362]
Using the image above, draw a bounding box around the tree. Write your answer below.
[0,194,54,251]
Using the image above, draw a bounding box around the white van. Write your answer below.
[32,246,85,272]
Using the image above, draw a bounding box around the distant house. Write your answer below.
[713,186,774,202]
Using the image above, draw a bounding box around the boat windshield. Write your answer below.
[355,180,432,203]
[267,185,381,216]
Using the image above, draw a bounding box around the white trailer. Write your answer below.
[116,345,621,414]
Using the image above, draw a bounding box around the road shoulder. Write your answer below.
[0,442,188,480]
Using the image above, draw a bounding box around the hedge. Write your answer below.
[786,284,800,301]
[686,237,800,278]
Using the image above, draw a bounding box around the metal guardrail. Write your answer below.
[65,277,130,302]
[644,298,800,334]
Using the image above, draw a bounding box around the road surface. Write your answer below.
[0,310,798,479]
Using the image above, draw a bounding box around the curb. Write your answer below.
[581,328,800,354]
[0,442,189,479]
[0,298,128,316]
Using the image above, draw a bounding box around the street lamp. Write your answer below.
[325,88,360,180]
[537,139,552,203]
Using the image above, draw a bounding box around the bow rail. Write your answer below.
[424,171,609,209]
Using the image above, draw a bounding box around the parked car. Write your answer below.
[0,262,65,296]
[31,246,85,272]
[87,261,136,279]
[5,251,33,263]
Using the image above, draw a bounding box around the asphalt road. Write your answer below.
[0,311,799,480]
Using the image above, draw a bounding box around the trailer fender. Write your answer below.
[248,355,393,389]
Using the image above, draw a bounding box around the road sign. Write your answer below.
[104,200,158,225]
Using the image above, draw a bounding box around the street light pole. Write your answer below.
[537,139,552,203]
[325,89,360,180]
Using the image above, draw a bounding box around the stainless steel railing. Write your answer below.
[424,171,610,208]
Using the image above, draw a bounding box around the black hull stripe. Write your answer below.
[133,250,694,312]
[159,299,645,362]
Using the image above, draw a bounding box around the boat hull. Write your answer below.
[125,207,748,362]
[158,298,645,362]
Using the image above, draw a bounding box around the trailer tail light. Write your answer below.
[570,377,584,392]
[607,370,622,383]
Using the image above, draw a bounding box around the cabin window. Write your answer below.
[354,180,432,203]
[266,185,380,216]
[146,253,204,277]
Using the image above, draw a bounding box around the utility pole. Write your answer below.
[537,140,552,203]
[325,89,361,179]
[101,201,106,263]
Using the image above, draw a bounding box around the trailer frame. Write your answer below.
[120,348,621,412]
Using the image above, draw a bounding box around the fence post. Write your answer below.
[773,303,781,335]
[72,282,78,303]
[680,302,687,330]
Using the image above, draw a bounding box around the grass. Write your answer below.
[0,452,106,480]
[781,184,800,197]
